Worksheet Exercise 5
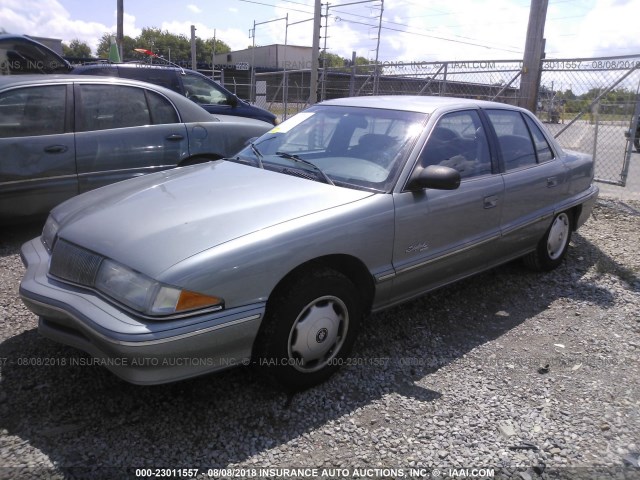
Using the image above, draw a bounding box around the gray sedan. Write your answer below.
[0,75,271,221]
[19,96,598,390]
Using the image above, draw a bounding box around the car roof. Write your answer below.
[0,74,214,122]
[319,95,525,115]
[73,62,189,74]
[0,73,161,88]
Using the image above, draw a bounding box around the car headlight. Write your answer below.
[42,215,59,252]
[95,259,223,318]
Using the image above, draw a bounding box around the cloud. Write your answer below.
[378,0,528,62]
[2,0,638,63]
[0,0,141,55]
[545,0,640,57]
[160,20,250,51]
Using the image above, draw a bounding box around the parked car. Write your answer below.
[0,75,271,222]
[73,63,278,125]
[625,116,640,153]
[0,34,71,75]
[19,96,598,390]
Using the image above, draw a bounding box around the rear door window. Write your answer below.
[523,115,555,163]
[77,84,151,131]
[485,109,537,171]
[146,91,179,125]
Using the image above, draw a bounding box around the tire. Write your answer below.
[253,268,362,390]
[634,127,640,153]
[523,211,573,271]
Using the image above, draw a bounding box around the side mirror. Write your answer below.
[227,95,239,107]
[407,165,461,191]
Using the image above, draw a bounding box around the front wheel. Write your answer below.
[253,268,362,390]
[524,211,573,271]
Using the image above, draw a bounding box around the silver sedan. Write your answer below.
[19,96,598,390]
[0,75,272,222]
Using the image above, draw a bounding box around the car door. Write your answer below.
[0,83,76,220]
[390,109,505,304]
[483,109,569,257]
[74,83,190,192]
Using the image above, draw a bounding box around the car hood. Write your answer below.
[54,161,374,278]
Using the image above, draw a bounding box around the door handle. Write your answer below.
[165,134,184,141]
[546,176,558,188]
[44,145,68,154]
[483,195,499,209]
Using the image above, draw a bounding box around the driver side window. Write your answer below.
[419,110,492,179]
[182,74,228,105]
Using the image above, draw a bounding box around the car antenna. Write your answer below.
[133,48,186,75]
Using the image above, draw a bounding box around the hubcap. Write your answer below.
[547,213,570,260]
[288,295,348,373]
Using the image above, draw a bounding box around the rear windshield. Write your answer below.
[0,38,70,74]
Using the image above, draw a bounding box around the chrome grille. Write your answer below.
[49,240,103,287]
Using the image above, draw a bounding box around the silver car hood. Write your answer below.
[54,161,374,277]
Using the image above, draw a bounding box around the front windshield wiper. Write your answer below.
[249,142,265,169]
[275,151,335,186]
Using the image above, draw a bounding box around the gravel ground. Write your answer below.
[0,199,639,480]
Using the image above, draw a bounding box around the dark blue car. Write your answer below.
[0,34,71,74]
[73,63,278,125]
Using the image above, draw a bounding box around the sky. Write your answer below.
[1,0,639,63]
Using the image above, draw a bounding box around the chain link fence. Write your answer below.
[254,55,640,197]
[538,57,640,191]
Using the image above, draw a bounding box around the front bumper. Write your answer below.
[19,238,264,385]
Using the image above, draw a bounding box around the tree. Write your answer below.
[197,37,231,63]
[96,32,136,60]
[62,39,92,58]
[95,28,232,64]
[354,55,373,74]
[319,52,344,68]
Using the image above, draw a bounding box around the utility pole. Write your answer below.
[211,29,216,80]
[320,2,329,101]
[250,16,288,104]
[373,0,384,95]
[309,0,322,105]
[190,25,197,71]
[116,0,124,60]
[519,0,548,113]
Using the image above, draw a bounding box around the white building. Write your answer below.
[213,44,312,71]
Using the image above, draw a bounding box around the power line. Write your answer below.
[335,17,523,54]
[236,0,312,15]
[331,5,524,51]
[237,0,523,53]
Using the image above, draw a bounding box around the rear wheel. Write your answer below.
[254,268,362,390]
[524,211,572,271]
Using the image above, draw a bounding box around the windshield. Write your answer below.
[235,105,427,192]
